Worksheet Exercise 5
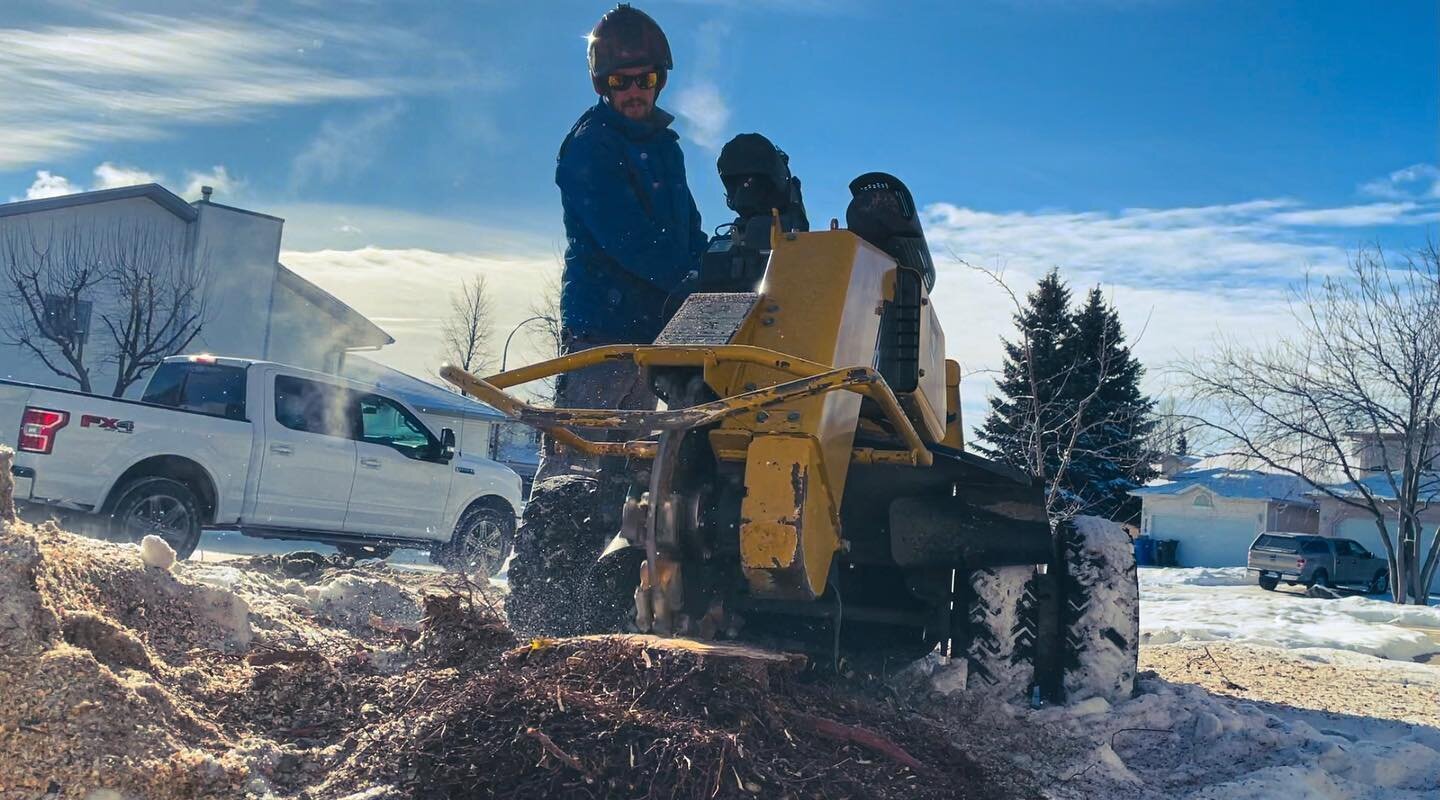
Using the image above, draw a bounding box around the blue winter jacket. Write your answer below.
[556,100,709,343]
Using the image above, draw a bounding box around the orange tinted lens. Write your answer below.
[636,71,659,89]
[606,73,628,90]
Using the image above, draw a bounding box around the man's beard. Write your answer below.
[621,97,651,118]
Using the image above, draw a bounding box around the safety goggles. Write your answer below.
[605,71,660,91]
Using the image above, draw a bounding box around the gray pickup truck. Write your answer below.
[1247,532,1389,593]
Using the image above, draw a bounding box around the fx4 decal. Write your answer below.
[81,414,135,434]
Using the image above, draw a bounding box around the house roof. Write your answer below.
[276,263,393,348]
[1131,466,1318,506]
[1310,471,1440,503]
[0,183,197,222]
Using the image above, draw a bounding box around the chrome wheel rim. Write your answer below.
[123,494,193,549]
[459,516,506,575]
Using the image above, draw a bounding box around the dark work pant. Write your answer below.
[530,333,658,493]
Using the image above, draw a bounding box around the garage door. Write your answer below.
[1150,512,1261,567]
[1336,518,1437,561]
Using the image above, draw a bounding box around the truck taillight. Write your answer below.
[18,407,68,454]
[1296,558,1306,569]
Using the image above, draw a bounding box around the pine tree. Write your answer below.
[1056,287,1157,520]
[977,268,1077,482]
[1177,431,1188,457]
[978,275,1157,522]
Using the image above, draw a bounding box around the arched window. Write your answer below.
[1192,493,1213,508]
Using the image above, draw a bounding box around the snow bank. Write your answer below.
[1026,674,1440,799]
[1140,567,1440,661]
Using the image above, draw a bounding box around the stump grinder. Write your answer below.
[443,135,1137,703]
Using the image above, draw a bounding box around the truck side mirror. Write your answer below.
[438,428,456,463]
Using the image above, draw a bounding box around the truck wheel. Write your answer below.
[966,565,1041,702]
[1258,574,1279,591]
[432,505,513,576]
[1368,570,1389,594]
[1308,569,1331,589]
[108,477,203,560]
[505,475,611,638]
[337,544,395,560]
[1058,516,1139,705]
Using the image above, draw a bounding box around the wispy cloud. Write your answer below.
[0,15,417,168]
[673,19,732,150]
[1360,163,1440,201]
[91,162,161,190]
[290,103,407,191]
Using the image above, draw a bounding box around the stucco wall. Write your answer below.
[191,204,282,364]
[1317,497,1440,559]
[264,278,352,373]
[0,197,191,395]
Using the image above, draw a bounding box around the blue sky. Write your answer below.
[2,0,1437,416]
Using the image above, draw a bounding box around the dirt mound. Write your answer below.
[321,635,996,799]
[0,521,1024,800]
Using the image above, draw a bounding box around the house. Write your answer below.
[1310,431,1440,558]
[0,184,392,393]
[1131,457,1319,567]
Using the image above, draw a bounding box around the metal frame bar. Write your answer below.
[439,344,933,467]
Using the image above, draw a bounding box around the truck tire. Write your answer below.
[432,505,513,576]
[1258,574,1279,591]
[1368,569,1389,595]
[966,565,1041,702]
[1058,516,1139,705]
[108,476,203,560]
[505,475,611,638]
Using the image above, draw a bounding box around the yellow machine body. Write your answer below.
[700,229,947,600]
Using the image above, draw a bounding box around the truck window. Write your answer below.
[142,362,247,420]
[1255,535,1299,553]
[358,394,435,458]
[274,375,356,439]
[1301,540,1329,555]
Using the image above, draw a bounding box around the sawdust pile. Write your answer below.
[0,521,1019,800]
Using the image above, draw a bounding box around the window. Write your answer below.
[1301,540,1329,555]
[40,294,92,344]
[1336,540,1367,557]
[357,394,436,459]
[1255,535,1299,553]
[1192,493,1213,508]
[142,362,247,420]
[274,375,356,438]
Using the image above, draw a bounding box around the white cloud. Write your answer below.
[290,103,405,190]
[674,83,731,151]
[182,166,238,201]
[20,170,81,200]
[1268,202,1420,227]
[0,15,416,168]
[92,162,161,189]
[281,246,560,381]
[9,162,238,203]
[1360,163,1440,201]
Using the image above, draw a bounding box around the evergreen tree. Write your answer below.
[977,268,1077,482]
[978,275,1157,522]
[1177,431,1188,456]
[1057,287,1157,520]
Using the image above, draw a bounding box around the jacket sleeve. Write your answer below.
[686,188,709,268]
[556,135,692,292]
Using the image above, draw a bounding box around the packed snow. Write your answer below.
[1140,566,1440,662]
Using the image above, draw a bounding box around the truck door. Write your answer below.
[253,374,357,530]
[343,393,450,540]
[1334,540,1364,585]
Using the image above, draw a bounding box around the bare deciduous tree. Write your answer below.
[1180,245,1440,604]
[102,223,208,397]
[523,270,564,405]
[440,274,495,375]
[1,221,207,397]
[0,223,108,393]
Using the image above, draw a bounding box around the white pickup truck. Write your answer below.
[0,355,524,573]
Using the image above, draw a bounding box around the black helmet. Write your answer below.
[588,4,672,94]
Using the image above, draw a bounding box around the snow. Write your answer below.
[1132,466,1317,503]
[1065,515,1139,703]
[1140,566,1440,661]
[1011,673,1440,799]
[138,534,176,571]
